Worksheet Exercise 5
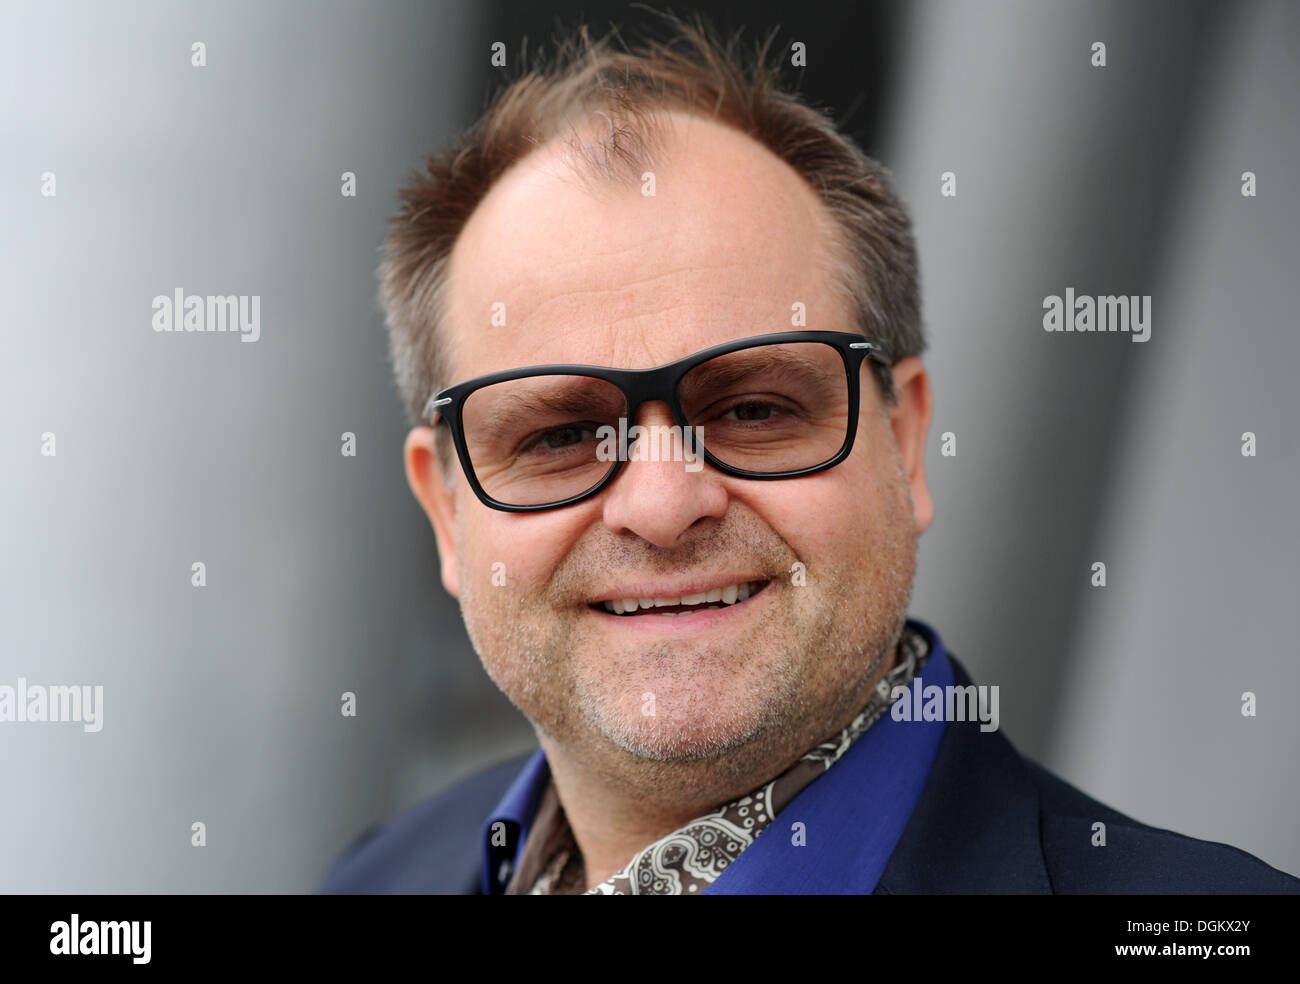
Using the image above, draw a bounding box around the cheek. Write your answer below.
[454,497,590,594]
[735,462,879,563]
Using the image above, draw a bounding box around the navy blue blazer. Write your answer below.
[319,652,1299,894]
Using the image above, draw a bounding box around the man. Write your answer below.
[321,19,1298,894]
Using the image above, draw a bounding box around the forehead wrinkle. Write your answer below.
[465,256,771,367]
[493,233,805,341]
[519,287,771,367]
[518,262,720,317]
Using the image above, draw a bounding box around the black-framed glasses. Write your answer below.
[423,330,893,512]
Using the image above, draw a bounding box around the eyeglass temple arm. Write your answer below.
[849,340,893,365]
[423,395,452,423]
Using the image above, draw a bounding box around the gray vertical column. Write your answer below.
[1051,0,1300,875]
[0,0,528,892]
[884,0,1223,753]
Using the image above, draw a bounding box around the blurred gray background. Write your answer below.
[2,0,1296,891]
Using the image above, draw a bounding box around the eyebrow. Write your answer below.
[468,380,625,443]
[682,348,837,392]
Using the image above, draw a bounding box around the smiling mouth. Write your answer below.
[592,580,771,617]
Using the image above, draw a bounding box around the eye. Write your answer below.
[724,401,777,422]
[541,425,587,448]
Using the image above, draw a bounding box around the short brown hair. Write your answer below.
[379,14,923,429]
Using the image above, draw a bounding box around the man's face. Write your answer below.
[407,113,933,775]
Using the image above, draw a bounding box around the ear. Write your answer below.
[404,426,460,598]
[886,357,935,536]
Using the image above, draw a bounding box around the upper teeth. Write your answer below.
[602,581,760,614]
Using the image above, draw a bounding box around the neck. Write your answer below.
[538,741,711,888]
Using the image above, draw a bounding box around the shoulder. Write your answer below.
[880,649,1299,894]
[316,752,532,894]
[1023,757,1300,894]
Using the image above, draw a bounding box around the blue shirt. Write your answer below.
[481,617,954,894]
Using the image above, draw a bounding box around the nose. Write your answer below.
[599,401,729,547]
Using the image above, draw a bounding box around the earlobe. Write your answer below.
[886,357,935,537]
[403,426,461,598]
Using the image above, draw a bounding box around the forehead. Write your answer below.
[443,112,849,381]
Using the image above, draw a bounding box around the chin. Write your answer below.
[586,692,778,763]
[575,639,800,752]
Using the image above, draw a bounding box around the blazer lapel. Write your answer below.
[873,653,1053,894]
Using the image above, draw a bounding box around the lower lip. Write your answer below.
[587,583,771,634]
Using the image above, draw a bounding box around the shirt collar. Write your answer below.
[482,616,949,895]
[480,746,550,894]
